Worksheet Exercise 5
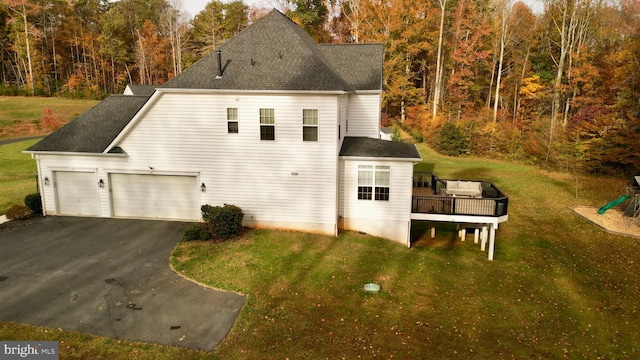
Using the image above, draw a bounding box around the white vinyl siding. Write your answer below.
[34,92,341,234]
[339,159,414,244]
[54,171,100,216]
[347,92,381,138]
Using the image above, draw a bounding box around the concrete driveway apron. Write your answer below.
[0,217,245,351]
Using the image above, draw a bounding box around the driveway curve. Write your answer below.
[0,217,245,351]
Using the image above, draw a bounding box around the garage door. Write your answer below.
[55,171,100,216]
[110,174,200,220]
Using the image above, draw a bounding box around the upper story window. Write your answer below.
[358,165,390,201]
[227,108,238,134]
[260,108,275,141]
[303,109,318,142]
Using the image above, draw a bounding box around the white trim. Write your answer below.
[339,156,421,162]
[158,88,348,95]
[410,213,508,225]
[35,157,46,216]
[104,90,163,153]
[353,90,382,94]
[105,169,200,177]
[49,167,98,173]
[23,150,127,157]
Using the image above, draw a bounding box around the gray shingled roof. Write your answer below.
[339,137,421,160]
[162,10,382,91]
[26,95,150,153]
[318,44,383,90]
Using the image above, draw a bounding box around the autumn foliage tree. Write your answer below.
[41,107,62,132]
[0,0,638,174]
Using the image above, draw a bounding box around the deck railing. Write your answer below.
[412,172,509,217]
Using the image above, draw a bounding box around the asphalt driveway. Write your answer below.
[0,217,245,351]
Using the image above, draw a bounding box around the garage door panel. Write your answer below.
[55,171,100,216]
[110,174,199,220]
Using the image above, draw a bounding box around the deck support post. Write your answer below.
[481,225,488,251]
[488,224,496,261]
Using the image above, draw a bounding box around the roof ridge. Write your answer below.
[244,10,354,91]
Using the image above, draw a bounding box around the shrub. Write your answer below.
[24,193,42,214]
[183,224,212,241]
[6,205,32,220]
[391,126,402,142]
[437,122,468,156]
[201,204,244,240]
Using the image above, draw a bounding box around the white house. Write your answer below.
[26,10,422,246]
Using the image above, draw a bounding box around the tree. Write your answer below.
[5,0,37,95]
[190,0,248,57]
[288,0,330,42]
[432,0,448,118]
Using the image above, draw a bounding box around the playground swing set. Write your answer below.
[598,176,640,227]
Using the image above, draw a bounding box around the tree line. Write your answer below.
[2,0,639,174]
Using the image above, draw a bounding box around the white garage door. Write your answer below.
[55,171,100,216]
[110,174,200,220]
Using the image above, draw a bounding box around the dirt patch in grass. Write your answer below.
[571,206,640,238]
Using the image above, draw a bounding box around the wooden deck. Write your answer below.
[411,172,509,260]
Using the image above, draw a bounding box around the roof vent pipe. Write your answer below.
[216,50,223,79]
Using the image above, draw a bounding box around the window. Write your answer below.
[303,109,318,142]
[260,108,275,140]
[227,108,238,133]
[375,166,390,201]
[358,165,390,201]
[357,165,373,200]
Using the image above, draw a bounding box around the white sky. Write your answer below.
[180,0,275,18]
[179,0,544,19]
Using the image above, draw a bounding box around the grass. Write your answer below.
[2,141,639,358]
[170,146,639,359]
[0,96,99,139]
[0,140,39,215]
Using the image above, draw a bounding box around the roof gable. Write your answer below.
[163,10,381,91]
[124,84,156,96]
[26,95,150,153]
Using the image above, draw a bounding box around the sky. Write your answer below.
[180,0,274,18]
[180,0,544,19]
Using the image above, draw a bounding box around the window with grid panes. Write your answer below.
[259,108,275,140]
[227,108,238,133]
[357,165,373,200]
[374,166,390,201]
[302,109,318,141]
[357,165,390,201]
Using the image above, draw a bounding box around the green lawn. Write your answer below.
[0,96,99,139]
[0,140,39,215]
[2,143,639,359]
[170,146,638,359]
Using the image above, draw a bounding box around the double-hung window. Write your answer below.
[260,108,275,141]
[227,108,238,133]
[358,165,390,201]
[357,165,373,200]
[374,166,390,201]
[303,109,318,142]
